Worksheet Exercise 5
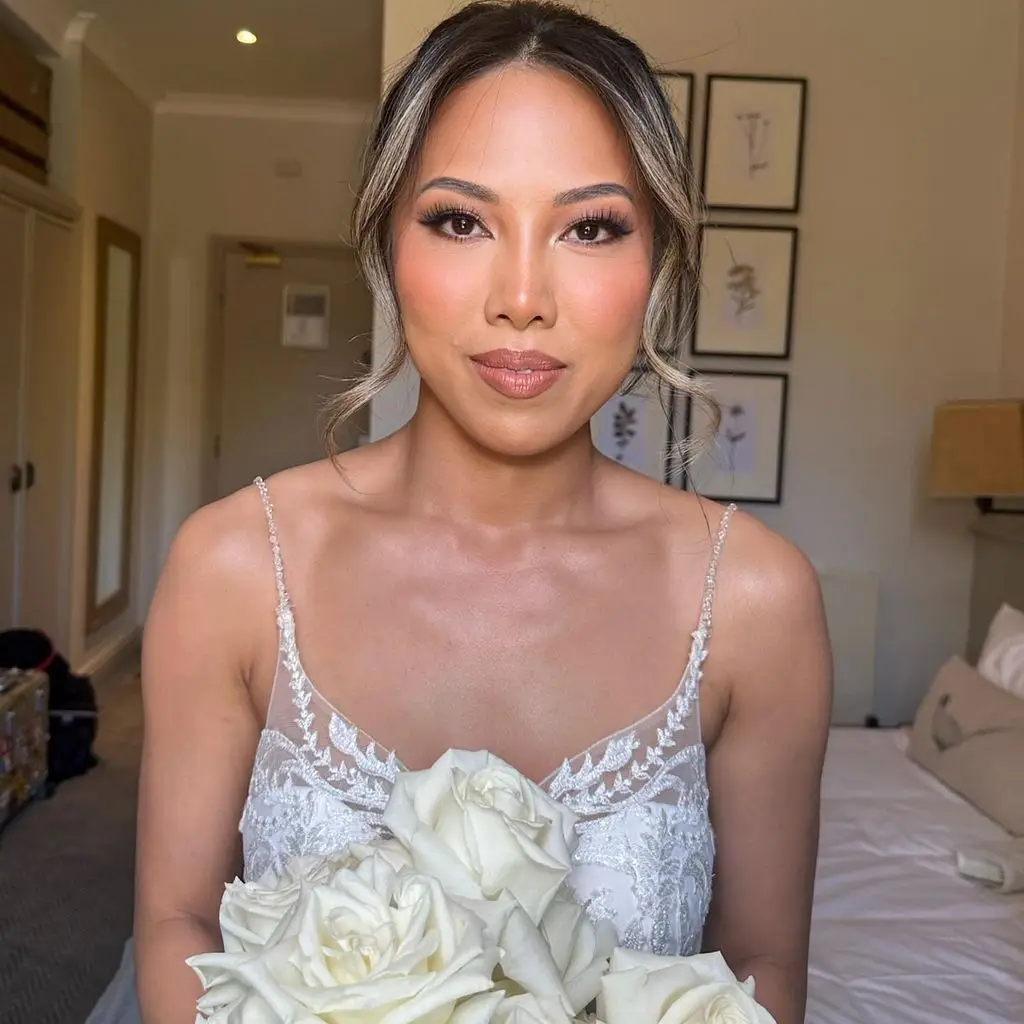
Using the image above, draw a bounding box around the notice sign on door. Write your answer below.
[282,285,330,350]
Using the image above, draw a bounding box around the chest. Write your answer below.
[255,516,720,782]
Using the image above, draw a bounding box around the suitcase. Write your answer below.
[0,669,49,831]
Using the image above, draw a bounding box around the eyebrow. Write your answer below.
[418,176,634,206]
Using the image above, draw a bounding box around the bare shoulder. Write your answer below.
[159,479,274,597]
[709,505,833,726]
[634,481,830,730]
[716,505,824,621]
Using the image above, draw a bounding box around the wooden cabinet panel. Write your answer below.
[0,199,27,628]
[0,24,51,184]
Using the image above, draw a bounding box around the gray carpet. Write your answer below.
[0,671,141,1024]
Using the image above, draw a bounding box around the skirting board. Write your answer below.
[817,570,879,725]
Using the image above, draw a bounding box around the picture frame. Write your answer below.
[592,388,670,482]
[657,71,695,147]
[693,224,799,359]
[701,74,808,213]
[681,370,789,504]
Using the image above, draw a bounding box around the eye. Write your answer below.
[563,212,633,246]
[571,220,604,243]
[419,205,488,241]
[446,213,479,237]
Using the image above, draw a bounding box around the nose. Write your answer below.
[484,235,557,331]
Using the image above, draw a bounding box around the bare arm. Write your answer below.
[134,497,267,1023]
[702,524,832,1023]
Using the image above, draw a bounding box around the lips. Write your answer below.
[471,349,567,372]
[470,348,566,400]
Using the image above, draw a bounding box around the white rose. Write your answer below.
[596,949,777,1024]
[217,856,332,954]
[189,850,498,1023]
[382,750,583,1013]
[491,993,578,1024]
[218,843,413,954]
[538,894,617,1015]
[382,749,577,925]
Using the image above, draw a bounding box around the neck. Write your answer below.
[393,386,599,528]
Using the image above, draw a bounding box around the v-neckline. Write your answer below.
[277,623,704,793]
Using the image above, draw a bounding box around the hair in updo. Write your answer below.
[326,0,719,464]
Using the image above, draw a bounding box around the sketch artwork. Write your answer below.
[682,371,788,504]
[693,225,798,358]
[725,254,762,323]
[592,389,668,482]
[702,75,807,212]
[611,398,640,462]
[716,401,757,474]
[736,109,771,179]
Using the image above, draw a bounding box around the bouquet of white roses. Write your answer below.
[188,750,776,1024]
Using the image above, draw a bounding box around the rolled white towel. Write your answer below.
[955,840,1024,894]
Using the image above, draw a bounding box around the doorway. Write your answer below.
[204,240,373,502]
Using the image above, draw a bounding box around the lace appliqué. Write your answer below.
[565,744,713,957]
[545,627,714,957]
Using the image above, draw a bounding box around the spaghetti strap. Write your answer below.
[253,476,292,619]
[697,503,737,638]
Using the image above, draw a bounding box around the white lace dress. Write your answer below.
[86,479,735,1023]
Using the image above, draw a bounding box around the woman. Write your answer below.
[97,3,832,1022]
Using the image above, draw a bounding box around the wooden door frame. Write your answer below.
[201,236,360,507]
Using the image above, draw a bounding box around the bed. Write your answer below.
[806,726,1024,1023]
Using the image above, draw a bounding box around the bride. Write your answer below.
[91,2,831,1022]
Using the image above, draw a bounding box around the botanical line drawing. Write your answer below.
[736,110,771,178]
[611,399,639,462]
[718,402,748,473]
[723,238,761,322]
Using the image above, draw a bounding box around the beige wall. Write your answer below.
[377,0,1020,724]
[56,44,153,668]
[139,106,371,608]
[1002,10,1024,397]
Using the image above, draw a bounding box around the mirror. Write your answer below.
[86,216,141,635]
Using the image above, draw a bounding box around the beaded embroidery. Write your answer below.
[240,477,734,956]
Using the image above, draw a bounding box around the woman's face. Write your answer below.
[392,65,655,458]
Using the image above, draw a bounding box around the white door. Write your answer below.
[214,248,373,499]
[21,214,76,650]
[0,199,27,629]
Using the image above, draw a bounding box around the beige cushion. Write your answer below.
[907,656,1024,836]
[978,603,1024,699]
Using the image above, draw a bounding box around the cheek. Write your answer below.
[560,255,650,341]
[393,230,482,339]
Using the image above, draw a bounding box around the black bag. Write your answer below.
[0,628,98,787]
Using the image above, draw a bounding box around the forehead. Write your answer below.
[415,65,638,196]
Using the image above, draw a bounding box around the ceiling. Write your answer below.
[3,0,384,103]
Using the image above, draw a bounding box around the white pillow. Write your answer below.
[977,603,1024,699]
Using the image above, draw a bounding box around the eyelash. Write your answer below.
[417,204,634,246]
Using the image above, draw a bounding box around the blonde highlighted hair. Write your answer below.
[325,0,719,466]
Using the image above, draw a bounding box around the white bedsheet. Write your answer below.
[807,728,1024,1023]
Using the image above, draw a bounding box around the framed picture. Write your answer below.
[693,224,799,358]
[701,74,808,212]
[592,389,669,482]
[657,71,695,146]
[682,371,788,504]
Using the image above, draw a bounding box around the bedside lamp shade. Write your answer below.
[928,400,1024,500]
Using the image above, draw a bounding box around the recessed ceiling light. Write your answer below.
[236,28,258,45]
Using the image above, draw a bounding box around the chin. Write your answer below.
[459,410,585,461]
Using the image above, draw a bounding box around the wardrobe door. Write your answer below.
[0,198,27,628]
[21,213,76,648]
